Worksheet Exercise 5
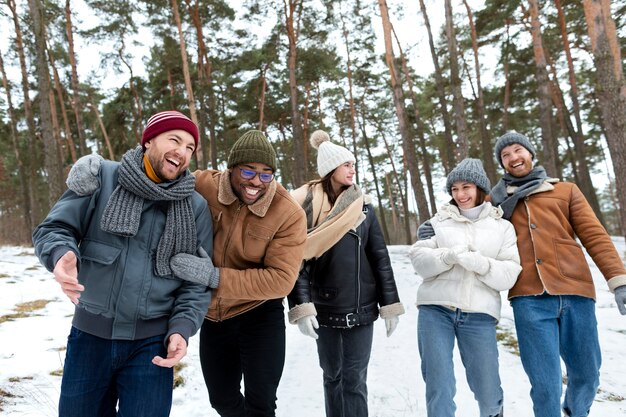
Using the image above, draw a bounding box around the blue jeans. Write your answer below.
[418,305,503,417]
[199,299,286,417]
[511,294,601,417]
[316,323,374,417]
[59,327,173,417]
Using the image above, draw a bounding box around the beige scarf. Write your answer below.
[292,182,365,261]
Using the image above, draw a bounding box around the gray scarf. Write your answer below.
[490,166,548,220]
[100,146,197,276]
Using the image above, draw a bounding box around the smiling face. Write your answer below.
[144,129,196,181]
[500,143,534,177]
[330,161,356,192]
[451,181,479,210]
[230,162,274,205]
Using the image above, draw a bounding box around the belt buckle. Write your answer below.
[345,313,355,328]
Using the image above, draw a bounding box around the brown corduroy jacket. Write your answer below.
[193,169,307,321]
[505,180,626,299]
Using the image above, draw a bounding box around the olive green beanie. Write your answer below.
[227,130,277,171]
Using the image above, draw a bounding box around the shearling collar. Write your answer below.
[217,168,277,217]
[506,177,559,196]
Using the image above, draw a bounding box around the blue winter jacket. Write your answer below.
[33,160,213,342]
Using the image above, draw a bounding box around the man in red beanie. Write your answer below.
[33,110,216,417]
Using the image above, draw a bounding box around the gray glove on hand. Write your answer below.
[297,314,319,339]
[66,154,102,195]
[385,316,399,337]
[441,246,467,266]
[615,285,626,315]
[170,247,220,288]
[456,251,490,275]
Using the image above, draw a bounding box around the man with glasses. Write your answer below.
[181,129,307,417]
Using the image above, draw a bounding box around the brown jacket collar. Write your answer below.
[217,168,278,217]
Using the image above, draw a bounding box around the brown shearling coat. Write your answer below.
[507,180,626,299]
[193,169,307,321]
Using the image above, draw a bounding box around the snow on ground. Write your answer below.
[1,243,625,416]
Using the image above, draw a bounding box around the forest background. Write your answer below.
[0,0,625,245]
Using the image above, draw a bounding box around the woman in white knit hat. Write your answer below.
[287,130,405,417]
[408,158,521,417]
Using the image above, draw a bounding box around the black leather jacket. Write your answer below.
[288,204,401,328]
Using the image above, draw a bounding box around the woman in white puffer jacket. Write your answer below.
[408,158,521,417]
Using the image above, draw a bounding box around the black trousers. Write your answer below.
[199,299,286,417]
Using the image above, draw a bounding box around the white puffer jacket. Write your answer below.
[408,202,521,320]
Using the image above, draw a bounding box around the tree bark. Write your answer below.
[418,0,456,173]
[171,0,203,166]
[65,0,87,156]
[462,0,497,184]
[444,0,469,161]
[340,6,360,185]
[378,0,430,230]
[28,0,65,206]
[583,0,626,239]
[527,0,560,177]
[0,49,32,234]
[283,0,305,187]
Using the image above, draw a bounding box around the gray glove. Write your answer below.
[296,314,319,339]
[456,251,490,275]
[418,220,435,240]
[170,247,220,288]
[66,154,102,195]
[615,285,626,315]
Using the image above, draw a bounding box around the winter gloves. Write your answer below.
[441,245,490,275]
[385,316,399,337]
[615,285,626,315]
[67,154,102,196]
[296,314,319,339]
[170,247,220,288]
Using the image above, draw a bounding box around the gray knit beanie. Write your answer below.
[494,131,536,168]
[228,130,277,171]
[446,158,491,195]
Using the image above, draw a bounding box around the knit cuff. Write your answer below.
[287,303,317,325]
[380,302,405,319]
[208,268,220,289]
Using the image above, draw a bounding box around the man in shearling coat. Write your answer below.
[490,131,626,417]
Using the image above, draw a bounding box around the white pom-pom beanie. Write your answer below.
[310,130,356,178]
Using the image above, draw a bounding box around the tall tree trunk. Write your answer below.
[418,0,456,173]
[185,0,214,168]
[378,0,430,231]
[258,64,269,131]
[118,41,143,144]
[65,0,87,156]
[583,0,626,240]
[462,0,497,184]
[283,0,305,186]
[171,0,203,166]
[8,0,40,227]
[373,113,412,243]
[527,0,560,177]
[444,0,469,161]
[552,0,604,223]
[340,6,360,185]
[28,0,65,206]
[0,50,32,235]
[361,122,390,243]
[46,40,78,163]
[503,21,512,132]
[391,26,436,214]
[88,93,114,160]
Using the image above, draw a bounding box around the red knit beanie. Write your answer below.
[141,111,199,148]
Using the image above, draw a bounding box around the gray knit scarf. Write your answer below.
[490,166,548,220]
[100,146,197,276]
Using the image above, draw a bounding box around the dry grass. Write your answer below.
[0,387,16,412]
[173,362,187,389]
[496,326,520,356]
[0,299,53,324]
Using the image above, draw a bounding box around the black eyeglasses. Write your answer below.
[237,167,275,183]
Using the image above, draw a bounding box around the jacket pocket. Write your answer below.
[78,240,122,309]
[553,238,593,282]
[244,224,272,261]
